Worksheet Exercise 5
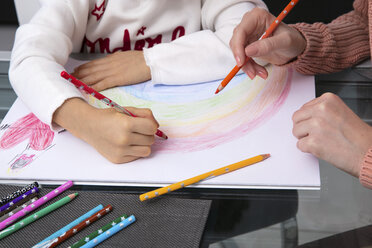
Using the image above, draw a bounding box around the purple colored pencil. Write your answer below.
[0,181,39,205]
[0,180,73,231]
[0,187,39,213]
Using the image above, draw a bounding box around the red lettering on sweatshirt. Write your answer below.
[85,26,185,53]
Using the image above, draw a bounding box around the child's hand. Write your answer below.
[229,8,307,79]
[292,93,372,177]
[72,51,151,92]
[53,98,158,163]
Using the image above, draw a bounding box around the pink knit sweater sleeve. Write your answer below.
[287,0,370,75]
[360,148,372,189]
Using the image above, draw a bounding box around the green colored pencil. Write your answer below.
[69,214,128,248]
[0,193,77,240]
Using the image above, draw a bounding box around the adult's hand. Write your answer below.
[292,93,372,177]
[230,8,307,79]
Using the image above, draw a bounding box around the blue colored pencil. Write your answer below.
[32,205,103,248]
[80,215,136,248]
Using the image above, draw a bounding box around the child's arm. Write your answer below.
[9,0,89,129]
[9,1,159,163]
[144,0,268,85]
[71,0,267,90]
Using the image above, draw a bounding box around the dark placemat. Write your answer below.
[0,184,211,248]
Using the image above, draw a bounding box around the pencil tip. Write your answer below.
[69,193,78,199]
[215,85,224,94]
[261,154,271,160]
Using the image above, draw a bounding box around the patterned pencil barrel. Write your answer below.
[0,197,38,223]
[0,193,77,240]
[49,205,113,248]
[0,187,39,215]
[140,154,270,201]
[81,215,136,248]
[0,181,73,231]
[0,181,39,205]
[69,214,128,248]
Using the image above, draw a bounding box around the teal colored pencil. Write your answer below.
[0,193,77,240]
[69,214,128,248]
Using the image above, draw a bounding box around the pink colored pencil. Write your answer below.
[0,180,73,230]
[60,71,168,140]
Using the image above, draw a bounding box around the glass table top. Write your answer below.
[1,58,372,248]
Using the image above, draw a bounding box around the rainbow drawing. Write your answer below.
[89,65,291,153]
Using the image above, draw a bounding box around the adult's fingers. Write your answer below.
[245,32,289,58]
[230,8,265,66]
[292,120,310,139]
[292,107,312,125]
[230,26,250,67]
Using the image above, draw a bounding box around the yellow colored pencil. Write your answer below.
[140,154,270,201]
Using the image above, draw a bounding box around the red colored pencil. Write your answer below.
[61,71,168,139]
[49,204,113,248]
[215,0,300,94]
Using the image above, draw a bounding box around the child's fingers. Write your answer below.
[115,155,140,164]
[126,107,159,125]
[75,56,111,71]
[129,117,159,136]
[128,133,155,146]
[127,145,152,158]
[78,69,112,86]
[90,78,117,92]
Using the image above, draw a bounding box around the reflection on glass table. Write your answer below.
[206,65,372,248]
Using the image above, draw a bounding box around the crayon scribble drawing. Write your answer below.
[89,64,292,153]
[0,113,55,173]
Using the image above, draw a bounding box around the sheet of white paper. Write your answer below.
[0,59,319,189]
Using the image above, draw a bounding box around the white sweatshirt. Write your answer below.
[9,0,266,129]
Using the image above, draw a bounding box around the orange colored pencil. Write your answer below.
[140,154,270,201]
[215,0,300,94]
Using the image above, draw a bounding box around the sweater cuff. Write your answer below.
[284,23,329,74]
[359,147,372,189]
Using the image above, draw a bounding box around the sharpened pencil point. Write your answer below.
[215,85,223,94]
[261,154,271,160]
[68,193,78,199]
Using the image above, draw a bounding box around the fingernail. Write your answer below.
[235,56,242,66]
[257,70,267,79]
[247,71,255,80]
